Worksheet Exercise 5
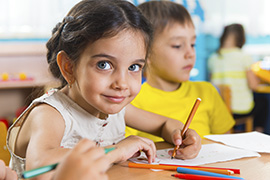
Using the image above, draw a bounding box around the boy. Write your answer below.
[126,1,235,140]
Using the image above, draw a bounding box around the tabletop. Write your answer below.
[107,139,270,180]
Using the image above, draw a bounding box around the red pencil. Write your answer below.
[172,173,240,180]
[162,164,240,174]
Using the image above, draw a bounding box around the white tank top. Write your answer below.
[7,89,126,177]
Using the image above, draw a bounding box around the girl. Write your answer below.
[208,24,260,119]
[7,0,201,179]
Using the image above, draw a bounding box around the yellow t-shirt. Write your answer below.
[126,81,235,141]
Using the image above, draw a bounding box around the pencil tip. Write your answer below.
[171,174,175,177]
[171,157,173,159]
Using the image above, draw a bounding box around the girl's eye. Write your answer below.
[97,61,111,70]
[191,43,196,48]
[128,64,141,72]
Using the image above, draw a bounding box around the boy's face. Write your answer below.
[148,23,196,85]
[69,30,146,116]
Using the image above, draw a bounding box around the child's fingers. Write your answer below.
[176,144,200,159]
[73,138,97,153]
[136,136,156,163]
[172,129,182,146]
[138,136,157,154]
[98,174,109,180]
[4,168,17,180]
[174,129,201,159]
[84,146,107,162]
[0,160,6,180]
[92,156,112,173]
[182,129,201,147]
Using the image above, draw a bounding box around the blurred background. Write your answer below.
[1,0,270,80]
[0,0,269,131]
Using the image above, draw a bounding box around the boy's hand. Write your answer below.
[168,128,201,159]
[108,135,156,164]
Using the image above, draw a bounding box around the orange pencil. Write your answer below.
[160,164,240,174]
[127,162,233,175]
[172,98,201,159]
[128,162,177,171]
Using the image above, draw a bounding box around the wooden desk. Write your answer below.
[107,139,270,180]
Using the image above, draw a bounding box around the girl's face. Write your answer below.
[69,30,146,117]
[147,23,196,89]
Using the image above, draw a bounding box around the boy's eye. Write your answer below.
[97,61,111,70]
[128,64,141,72]
[191,43,196,48]
[172,45,181,49]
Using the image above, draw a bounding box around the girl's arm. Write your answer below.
[246,69,261,91]
[21,105,71,180]
[125,104,201,159]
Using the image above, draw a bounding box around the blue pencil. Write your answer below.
[21,147,115,179]
[176,167,244,180]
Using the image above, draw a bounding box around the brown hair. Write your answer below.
[138,1,194,36]
[218,23,246,54]
[46,0,153,88]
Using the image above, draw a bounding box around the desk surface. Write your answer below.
[107,139,270,180]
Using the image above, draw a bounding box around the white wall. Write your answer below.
[1,0,270,39]
[201,0,270,37]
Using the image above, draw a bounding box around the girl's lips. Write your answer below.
[104,95,126,103]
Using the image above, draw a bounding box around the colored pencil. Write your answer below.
[172,173,243,180]
[21,147,115,179]
[172,98,201,159]
[127,162,233,175]
[176,167,244,180]
[128,162,177,171]
[161,164,240,174]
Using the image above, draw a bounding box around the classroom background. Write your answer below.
[0,0,270,133]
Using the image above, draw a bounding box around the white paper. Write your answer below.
[130,143,260,166]
[205,131,270,153]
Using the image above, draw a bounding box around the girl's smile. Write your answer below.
[66,29,147,117]
[102,94,127,104]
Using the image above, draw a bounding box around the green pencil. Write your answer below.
[21,147,115,179]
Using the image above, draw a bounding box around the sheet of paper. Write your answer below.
[130,143,260,166]
[204,131,270,153]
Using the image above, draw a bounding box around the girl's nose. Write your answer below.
[111,73,128,90]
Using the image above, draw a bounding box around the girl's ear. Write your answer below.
[57,51,75,85]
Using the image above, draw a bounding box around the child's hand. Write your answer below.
[109,135,156,164]
[168,129,201,159]
[53,139,110,180]
[0,160,17,180]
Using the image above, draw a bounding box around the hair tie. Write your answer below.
[64,16,75,23]
[60,16,75,34]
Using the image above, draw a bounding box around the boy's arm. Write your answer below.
[125,104,183,143]
[125,104,201,159]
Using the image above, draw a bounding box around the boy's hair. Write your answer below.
[138,1,194,36]
[219,23,246,49]
[46,0,153,88]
